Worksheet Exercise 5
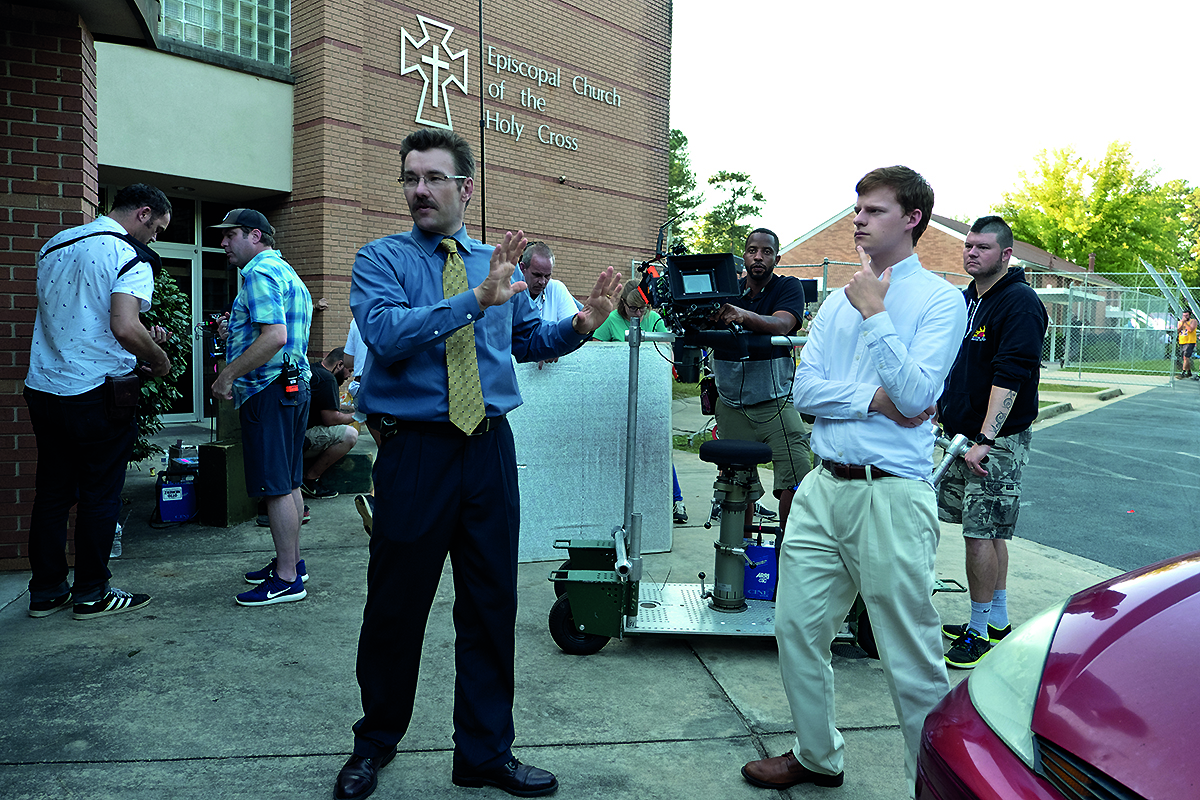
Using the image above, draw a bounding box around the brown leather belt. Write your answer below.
[821,460,898,480]
[367,414,506,443]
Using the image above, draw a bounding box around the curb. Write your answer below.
[1096,388,1123,401]
[1035,401,1073,421]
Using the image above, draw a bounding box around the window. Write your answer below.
[161,0,290,69]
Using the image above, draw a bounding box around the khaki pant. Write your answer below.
[776,466,949,792]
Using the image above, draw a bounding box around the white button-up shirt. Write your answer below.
[793,254,967,481]
[26,216,154,396]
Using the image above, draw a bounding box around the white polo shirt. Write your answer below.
[530,278,580,322]
[26,216,155,396]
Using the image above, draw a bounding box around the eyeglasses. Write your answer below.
[399,173,469,189]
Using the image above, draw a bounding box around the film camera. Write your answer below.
[635,217,742,337]
[634,217,815,381]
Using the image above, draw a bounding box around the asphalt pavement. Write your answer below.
[0,375,1184,800]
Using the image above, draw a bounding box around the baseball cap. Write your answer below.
[210,208,274,236]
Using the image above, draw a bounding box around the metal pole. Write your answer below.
[623,320,642,533]
[476,0,487,242]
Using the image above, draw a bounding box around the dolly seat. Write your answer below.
[698,439,772,470]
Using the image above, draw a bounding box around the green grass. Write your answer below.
[1060,358,1171,375]
[1039,382,1106,393]
[672,380,702,400]
[1037,400,1058,409]
[673,434,708,454]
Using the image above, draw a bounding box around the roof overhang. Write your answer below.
[37,0,158,45]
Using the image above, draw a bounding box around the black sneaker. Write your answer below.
[29,591,72,618]
[301,478,338,499]
[673,501,688,524]
[755,503,778,520]
[355,494,374,534]
[945,628,992,669]
[941,621,1012,643]
[72,588,151,620]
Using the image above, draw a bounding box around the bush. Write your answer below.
[131,269,191,464]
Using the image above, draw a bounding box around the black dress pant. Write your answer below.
[351,418,521,771]
[24,385,137,603]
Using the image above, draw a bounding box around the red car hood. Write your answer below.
[1032,551,1200,800]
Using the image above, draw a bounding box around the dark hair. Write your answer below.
[400,128,475,179]
[970,215,1013,251]
[233,226,277,249]
[745,227,780,253]
[855,166,935,245]
[519,240,553,268]
[111,183,172,218]
[323,346,346,365]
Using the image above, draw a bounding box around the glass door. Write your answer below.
[158,253,202,421]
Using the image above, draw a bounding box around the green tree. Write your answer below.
[995,142,1197,285]
[668,129,704,221]
[130,268,191,464]
[691,171,765,256]
[667,128,704,251]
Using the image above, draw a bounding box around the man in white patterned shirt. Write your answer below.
[25,184,173,620]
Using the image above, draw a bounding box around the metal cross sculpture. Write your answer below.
[400,15,469,131]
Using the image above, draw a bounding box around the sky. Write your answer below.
[670,0,1200,248]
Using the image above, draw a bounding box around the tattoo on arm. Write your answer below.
[987,390,1017,438]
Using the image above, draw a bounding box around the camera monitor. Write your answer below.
[665,253,741,305]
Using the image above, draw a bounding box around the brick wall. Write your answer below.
[288,0,672,354]
[778,212,970,291]
[0,4,97,570]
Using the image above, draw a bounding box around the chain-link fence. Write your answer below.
[1030,272,1185,383]
[796,266,1192,384]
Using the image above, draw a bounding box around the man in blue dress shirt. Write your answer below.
[334,128,621,800]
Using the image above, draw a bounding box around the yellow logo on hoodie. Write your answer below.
[971,325,987,342]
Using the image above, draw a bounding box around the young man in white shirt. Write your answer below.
[25,184,173,620]
[741,166,966,795]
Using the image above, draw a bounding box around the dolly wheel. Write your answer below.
[553,559,571,598]
[548,595,610,655]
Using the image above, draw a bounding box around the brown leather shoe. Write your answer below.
[741,751,844,789]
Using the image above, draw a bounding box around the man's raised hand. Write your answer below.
[474,230,529,309]
[573,267,623,334]
[844,245,890,320]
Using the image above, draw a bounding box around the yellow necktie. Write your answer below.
[440,238,485,434]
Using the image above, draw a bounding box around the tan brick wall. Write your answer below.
[289,0,672,353]
[778,212,970,291]
[0,0,671,568]
[0,3,98,569]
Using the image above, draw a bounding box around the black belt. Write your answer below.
[367,413,506,444]
[821,460,898,480]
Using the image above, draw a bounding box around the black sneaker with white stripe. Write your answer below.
[72,588,151,620]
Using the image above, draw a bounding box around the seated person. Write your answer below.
[303,347,358,499]
[590,280,667,341]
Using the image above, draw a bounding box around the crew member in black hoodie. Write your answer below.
[936,216,1048,669]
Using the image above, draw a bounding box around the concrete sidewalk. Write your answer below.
[0,385,1140,800]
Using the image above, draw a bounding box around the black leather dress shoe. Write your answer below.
[452,757,558,797]
[334,748,396,800]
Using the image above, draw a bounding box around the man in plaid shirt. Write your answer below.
[211,209,314,607]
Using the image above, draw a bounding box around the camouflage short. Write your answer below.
[937,428,1032,540]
